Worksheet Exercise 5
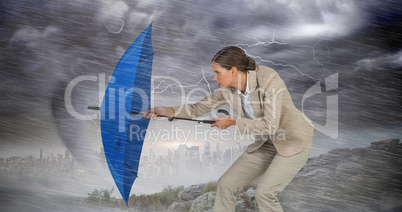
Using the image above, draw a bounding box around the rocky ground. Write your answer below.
[167,139,402,212]
[3,139,401,212]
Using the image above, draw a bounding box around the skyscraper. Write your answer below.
[188,146,200,170]
[215,143,222,163]
[225,148,232,165]
[65,150,70,159]
[202,140,212,166]
[178,144,187,171]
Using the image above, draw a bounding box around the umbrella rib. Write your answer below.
[119,46,140,66]
[125,161,139,178]
[138,53,154,64]
[119,32,152,66]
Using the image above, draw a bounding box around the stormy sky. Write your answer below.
[0,0,402,195]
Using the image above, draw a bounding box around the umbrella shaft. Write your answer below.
[130,111,215,124]
[87,108,215,124]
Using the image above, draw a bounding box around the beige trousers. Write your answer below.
[213,140,312,212]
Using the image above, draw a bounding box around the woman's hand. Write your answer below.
[210,116,236,129]
[142,107,174,120]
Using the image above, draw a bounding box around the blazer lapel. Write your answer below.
[248,71,262,118]
[230,88,244,118]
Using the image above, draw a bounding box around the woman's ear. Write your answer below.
[230,66,238,75]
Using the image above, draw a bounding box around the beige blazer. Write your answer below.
[170,65,314,157]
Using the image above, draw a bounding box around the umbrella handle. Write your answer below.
[198,120,216,124]
[217,109,230,116]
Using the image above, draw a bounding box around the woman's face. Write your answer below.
[212,62,233,88]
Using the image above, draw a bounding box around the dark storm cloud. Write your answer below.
[0,0,161,167]
[148,0,399,90]
[0,0,161,116]
[356,50,402,71]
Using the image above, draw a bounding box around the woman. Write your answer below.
[143,46,314,212]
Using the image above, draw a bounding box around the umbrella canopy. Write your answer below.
[100,23,154,205]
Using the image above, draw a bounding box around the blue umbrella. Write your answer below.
[87,22,230,205]
[99,23,154,205]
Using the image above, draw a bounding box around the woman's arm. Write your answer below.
[143,89,228,120]
[171,89,228,119]
[142,107,175,119]
[209,73,288,134]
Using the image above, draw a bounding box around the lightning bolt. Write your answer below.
[152,60,214,96]
[152,30,352,100]
[234,30,351,100]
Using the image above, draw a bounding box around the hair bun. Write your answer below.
[246,56,256,70]
[212,46,256,72]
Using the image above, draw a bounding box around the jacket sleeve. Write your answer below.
[235,74,288,136]
[169,89,228,121]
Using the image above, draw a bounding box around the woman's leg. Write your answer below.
[213,141,277,212]
[255,143,312,212]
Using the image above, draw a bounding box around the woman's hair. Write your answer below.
[211,46,256,72]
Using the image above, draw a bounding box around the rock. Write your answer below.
[328,148,351,155]
[334,162,363,178]
[300,168,330,179]
[246,187,256,200]
[190,191,215,212]
[236,189,258,211]
[373,139,400,145]
[178,183,206,201]
[167,139,402,212]
[235,200,245,211]
[167,199,194,212]
[280,139,402,212]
